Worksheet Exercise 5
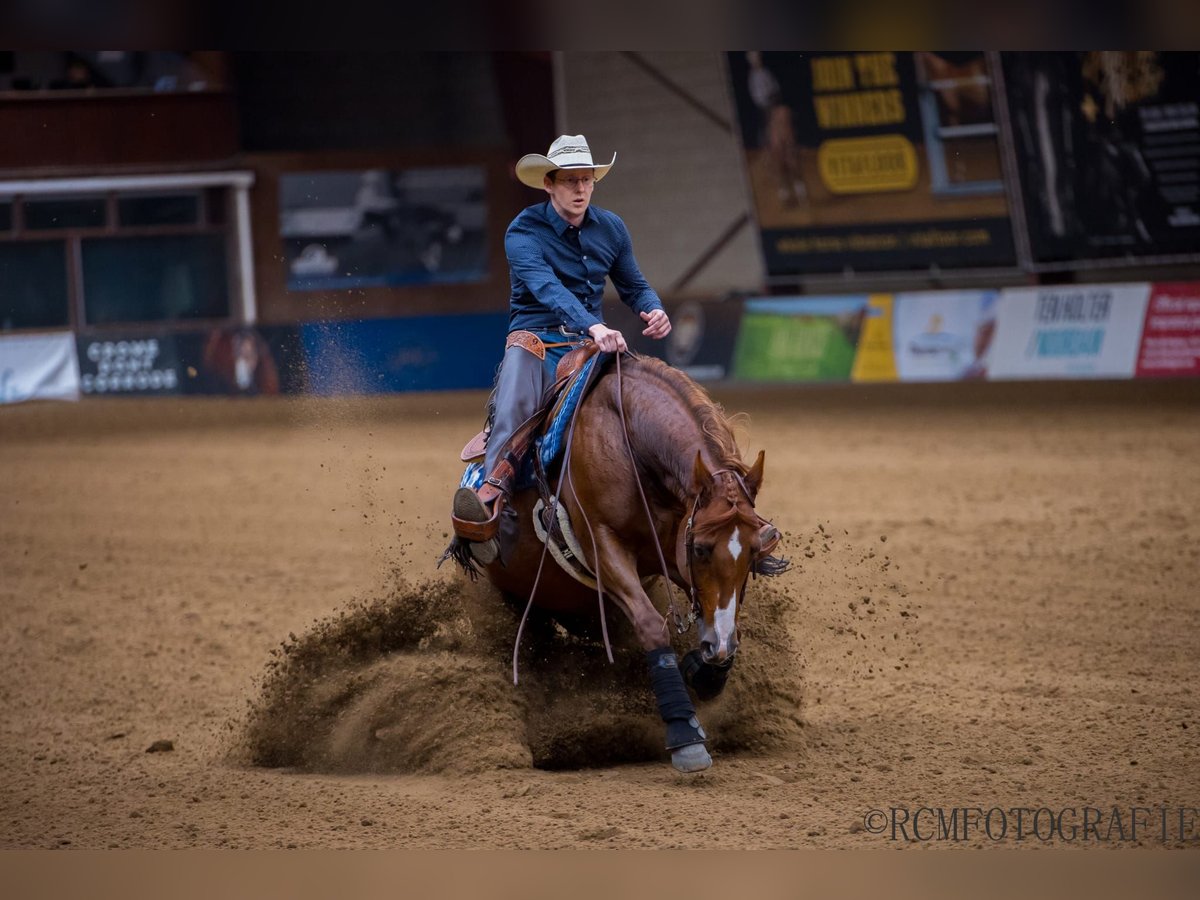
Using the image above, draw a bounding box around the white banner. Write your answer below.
[0,332,82,403]
[893,290,999,381]
[989,284,1150,380]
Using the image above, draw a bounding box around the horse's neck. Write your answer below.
[626,386,718,508]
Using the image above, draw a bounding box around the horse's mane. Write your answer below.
[629,355,748,477]
[622,356,763,538]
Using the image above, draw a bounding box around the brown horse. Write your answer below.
[449,352,787,773]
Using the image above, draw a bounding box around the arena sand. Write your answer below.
[0,381,1197,848]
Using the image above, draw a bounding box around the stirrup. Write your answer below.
[452,487,502,543]
[451,488,500,565]
[757,522,781,558]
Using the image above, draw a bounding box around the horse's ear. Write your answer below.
[692,451,713,495]
[744,450,765,501]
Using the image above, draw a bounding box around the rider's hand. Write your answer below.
[588,323,628,353]
[640,309,672,339]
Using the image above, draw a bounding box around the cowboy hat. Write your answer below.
[515,134,616,189]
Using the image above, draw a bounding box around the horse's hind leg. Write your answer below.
[587,529,711,773]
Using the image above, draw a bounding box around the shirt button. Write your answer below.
[583,255,588,260]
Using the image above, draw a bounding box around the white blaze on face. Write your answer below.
[706,529,744,658]
[727,529,743,563]
[713,591,737,656]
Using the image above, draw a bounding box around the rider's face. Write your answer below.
[544,169,594,222]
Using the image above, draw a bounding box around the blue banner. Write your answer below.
[300,313,507,394]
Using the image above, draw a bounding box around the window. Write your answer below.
[0,177,245,332]
[0,241,70,330]
[118,193,200,227]
[82,235,230,324]
[0,52,227,94]
[24,196,106,230]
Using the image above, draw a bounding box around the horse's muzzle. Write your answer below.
[700,638,738,665]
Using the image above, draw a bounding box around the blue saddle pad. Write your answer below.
[459,352,605,492]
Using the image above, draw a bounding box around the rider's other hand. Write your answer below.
[640,309,672,339]
[588,323,628,353]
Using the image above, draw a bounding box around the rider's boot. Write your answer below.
[451,487,500,565]
[451,459,515,566]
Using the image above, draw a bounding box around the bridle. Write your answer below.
[673,468,771,634]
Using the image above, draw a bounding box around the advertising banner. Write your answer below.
[1135,282,1200,378]
[850,294,899,382]
[75,333,182,396]
[1003,52,1200,264]
[279,166,488,291]
[613,297,745,382]
[891,290,998,381]
[732,296,868,383]
[848,291,997,382]
[173,325,305,395]
[301,313,507,395]
[989,284,1150,379]
[726,51,1015,275]
[0,332,80,403]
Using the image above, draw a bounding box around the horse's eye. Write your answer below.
[692,543,712,562]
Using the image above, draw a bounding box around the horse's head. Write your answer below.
[682,450,771,665]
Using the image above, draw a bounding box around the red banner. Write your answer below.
[1135,283,1200,378]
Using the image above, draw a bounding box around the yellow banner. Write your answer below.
[851,294,899,382]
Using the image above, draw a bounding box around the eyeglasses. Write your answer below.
[558,174,594,188]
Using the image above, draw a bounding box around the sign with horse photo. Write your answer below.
[726,51,1017,275]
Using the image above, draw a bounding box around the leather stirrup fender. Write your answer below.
[475,459,515,505]
[505,330,546,360]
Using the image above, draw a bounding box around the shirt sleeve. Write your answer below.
[505,227,603,333]
[607,218,663,317]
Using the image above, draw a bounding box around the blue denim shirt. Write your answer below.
[504,201,663,334]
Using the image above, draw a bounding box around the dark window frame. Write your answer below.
[0,187,236,333]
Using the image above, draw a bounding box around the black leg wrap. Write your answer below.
[680,648,733,702]
[646,647,707,750]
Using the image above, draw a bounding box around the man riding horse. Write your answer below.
[448,136,786,774]
[451,134,673,564]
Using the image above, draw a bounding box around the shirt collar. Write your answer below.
[543,200,593,236]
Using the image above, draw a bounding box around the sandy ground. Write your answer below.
[1,379,1198,849]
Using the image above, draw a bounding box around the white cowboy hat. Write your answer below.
[515,134,616,189]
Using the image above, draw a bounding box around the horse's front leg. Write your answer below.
[589,527,712,773]
[680,648,734,701]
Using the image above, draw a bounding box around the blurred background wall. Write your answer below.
[1,51,1198,400]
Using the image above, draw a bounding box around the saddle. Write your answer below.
[450,340,604,544]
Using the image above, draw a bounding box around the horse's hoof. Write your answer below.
[670,743,712,773]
